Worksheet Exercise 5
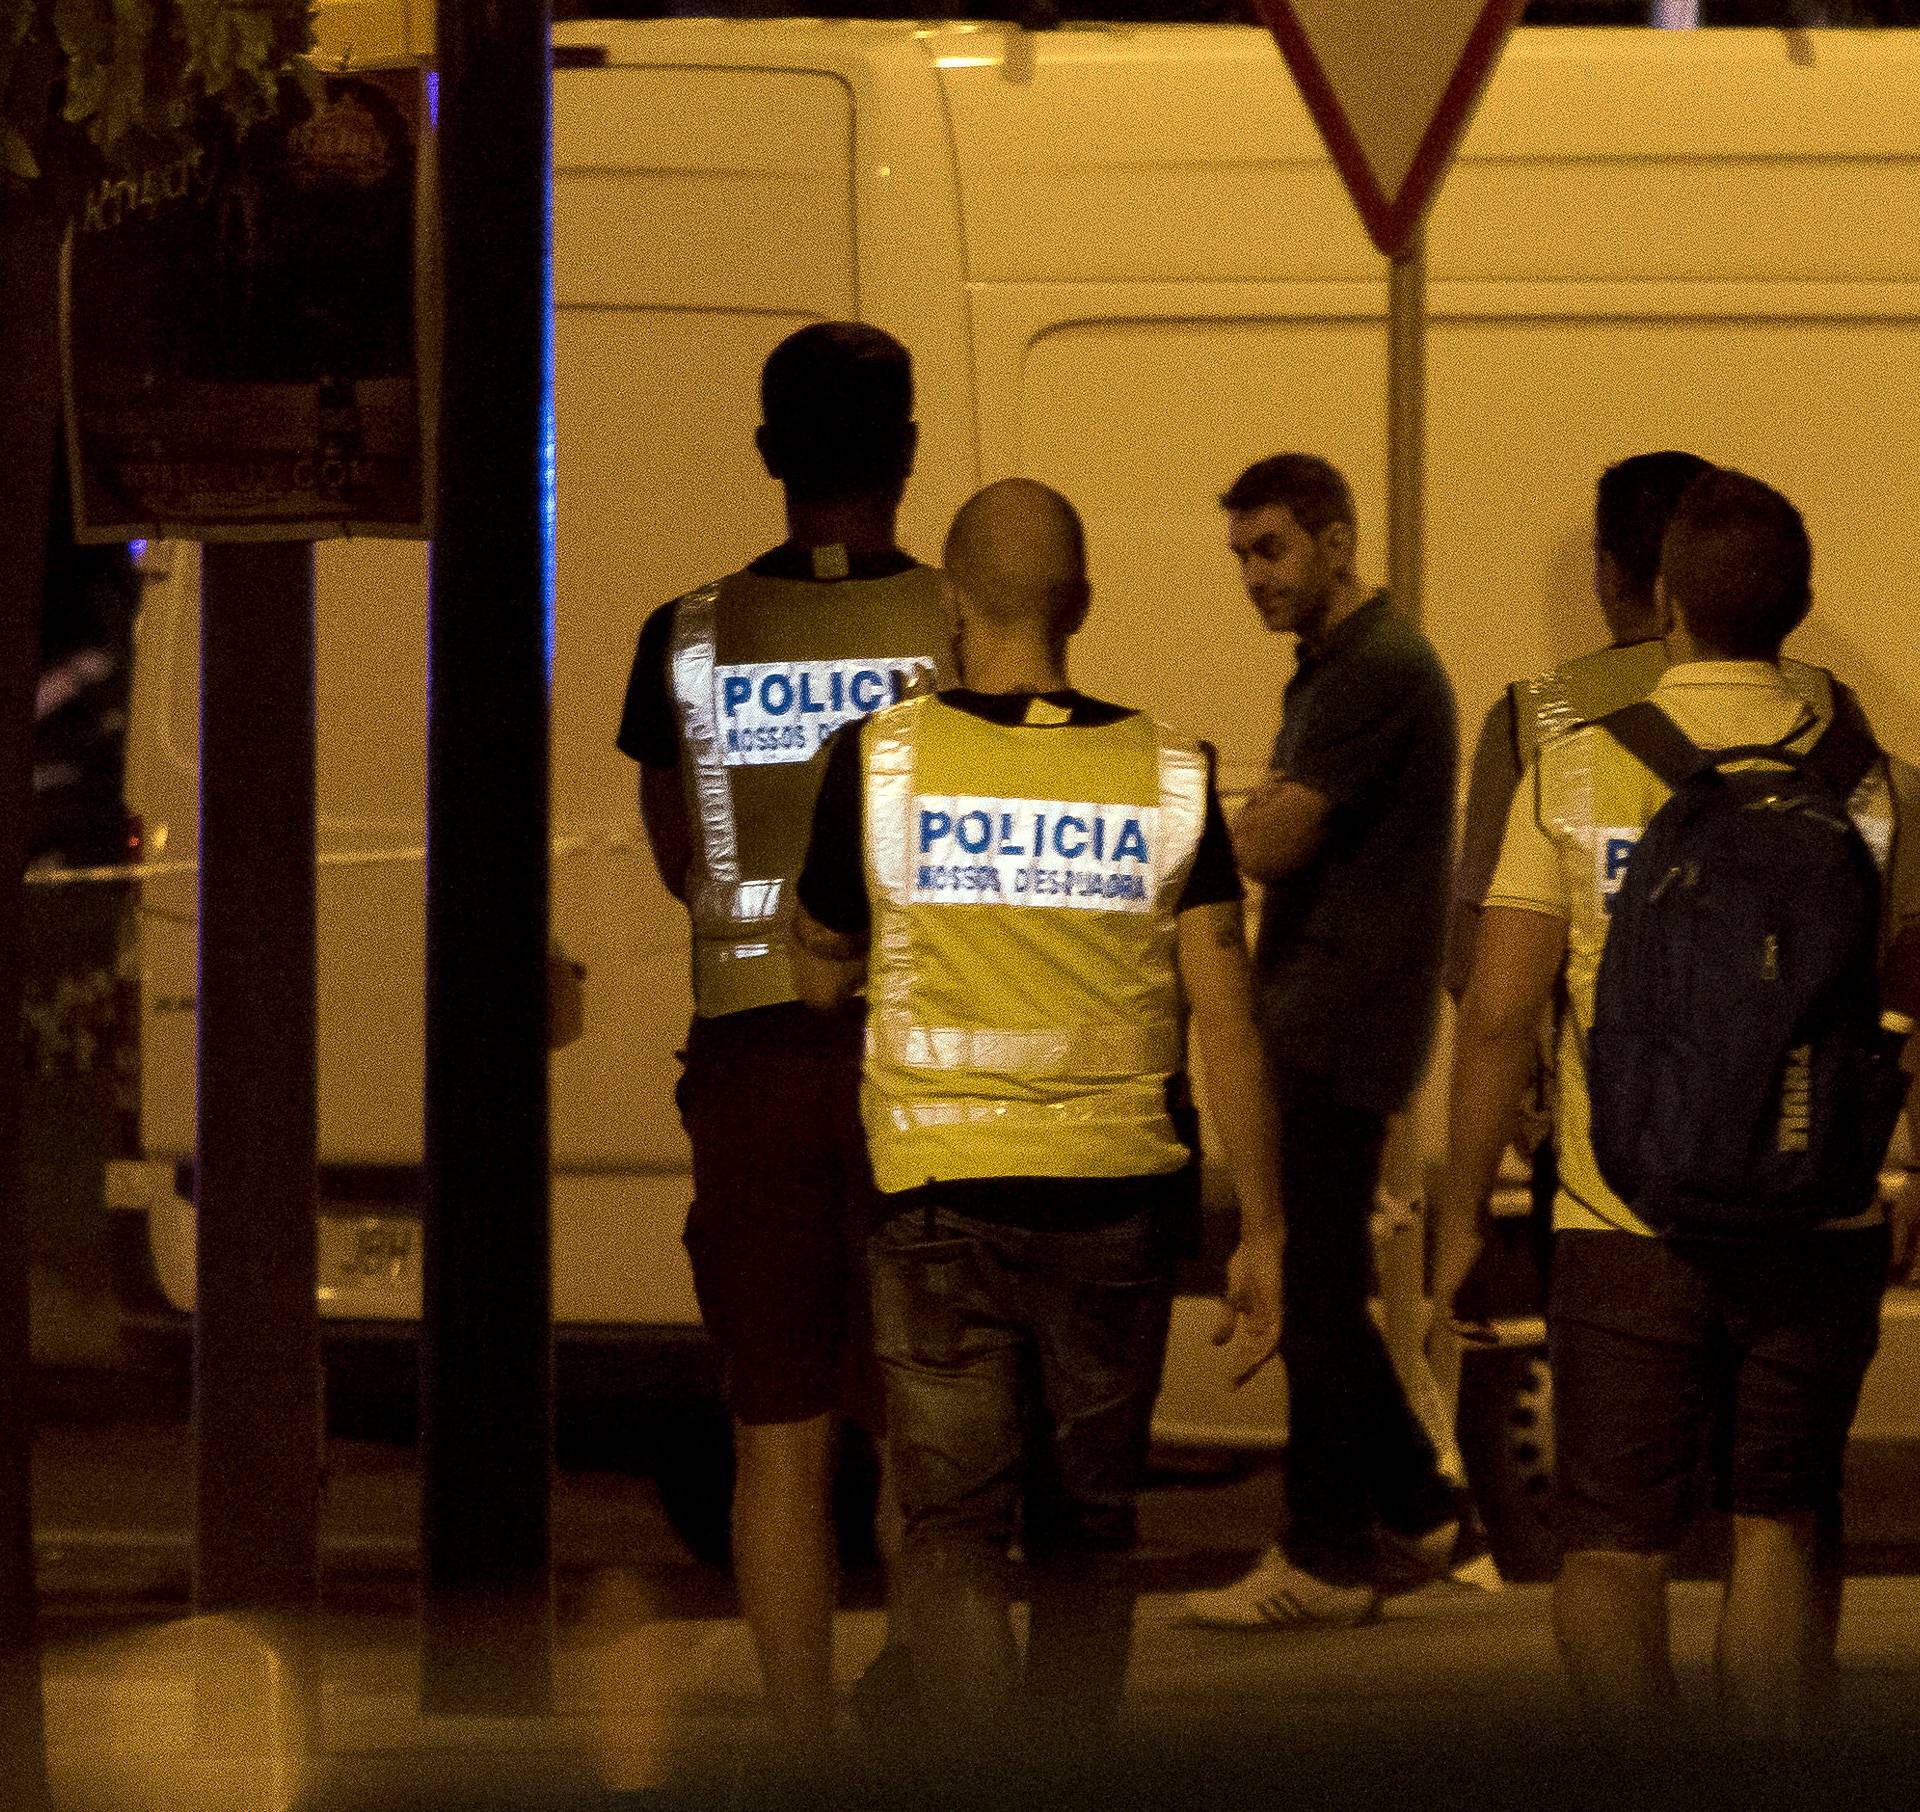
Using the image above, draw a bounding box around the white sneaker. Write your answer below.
[1179,1548,1380,1630]
[1449,1551,1507,1593]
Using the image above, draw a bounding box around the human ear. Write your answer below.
[754,423,783,482]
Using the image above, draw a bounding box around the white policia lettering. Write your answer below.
[910,795,1158,912]
[716,657,938,766]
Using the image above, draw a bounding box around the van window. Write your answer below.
[550,66,858,827]
[554,68,855,315]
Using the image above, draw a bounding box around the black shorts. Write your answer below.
[676,1001,881,1429]
[1548,1226,1887,1554]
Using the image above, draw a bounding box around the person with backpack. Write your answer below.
[1443,451,1841,1299]
[1431,467,1920,1742]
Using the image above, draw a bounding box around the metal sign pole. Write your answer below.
[1387,228,1428,627]
[0,179,59,1812]
[421,0,556,1716]
[193,540,322,1615]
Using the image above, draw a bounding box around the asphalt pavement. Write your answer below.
[29,1571,1920,1812]
[24,1369,1920,1810]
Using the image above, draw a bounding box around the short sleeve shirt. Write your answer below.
[1487,659,1920,1234]
[1253,593,1458,1113]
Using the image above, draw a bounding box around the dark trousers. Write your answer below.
[1275,1067,1456,1587]
[869,1199,1174,1751]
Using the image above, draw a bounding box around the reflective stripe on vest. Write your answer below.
[668,583,788,979]
[668,568,951,1016]
[1512,642,1670,768]
[860,697,1209,1190]
[1513,645,1837,769]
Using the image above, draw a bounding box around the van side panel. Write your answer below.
[554,70,856,317]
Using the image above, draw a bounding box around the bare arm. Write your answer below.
[790,904,867,1012]
[1446,691,1524,1004]
[1176,900,1283,1384]
[1883,922,1920,1283]
[1231,776,1330,885]
[639,765,693,904]
[1430,905,1568,1322]
[1890,1072,1920,1286]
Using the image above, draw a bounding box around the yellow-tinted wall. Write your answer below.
[310,0,431,62]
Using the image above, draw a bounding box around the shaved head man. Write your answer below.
[789,479,1283,1768]
[943,476,1089,627]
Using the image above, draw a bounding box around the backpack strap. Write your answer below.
[1799,679,1881,802]
[1596,700,1708,790]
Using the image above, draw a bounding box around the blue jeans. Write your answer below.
[869,1196,1175,1746]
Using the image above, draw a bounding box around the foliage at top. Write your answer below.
[0,0,314,185]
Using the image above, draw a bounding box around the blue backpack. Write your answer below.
[1586,685,1906,1235]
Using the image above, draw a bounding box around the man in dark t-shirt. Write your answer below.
[1184,453,1465,1631]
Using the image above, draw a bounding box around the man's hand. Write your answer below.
[1231,775,1330,886]
[1888,1169,1920,1286]
[1424,1204,1486,1408]
[1212,1230,1283,1389]
[789,905,868,1011]
[1429,1209,1487,1337]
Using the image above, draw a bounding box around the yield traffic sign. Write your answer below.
[1254,0,1527,261]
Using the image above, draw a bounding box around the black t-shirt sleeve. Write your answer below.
[614,600,680,769]
[1284,637,1445,810]
[795,725,870,938]
[1175,747,1244,913]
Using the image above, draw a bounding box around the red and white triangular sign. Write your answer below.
[1253,0,1527,261]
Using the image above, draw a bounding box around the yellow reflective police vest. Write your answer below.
[1535,696,1895,1237]
[858,694,1209,1193]
[1510,641,1668,768]
[670,563,952,1018]
[1511,641,1834,767]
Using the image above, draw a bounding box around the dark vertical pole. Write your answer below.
[193,540,321,1614]
[1386,229,1426,628]
[0,179,60,1812]
[421,0,555,1714]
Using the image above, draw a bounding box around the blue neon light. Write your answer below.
[540,83,557,682]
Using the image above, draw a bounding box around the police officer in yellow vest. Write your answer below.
[616,322,954,1742]
[1434,468,1920,1741]
[792,479,1283,1758]
[1450,450,1839,1000]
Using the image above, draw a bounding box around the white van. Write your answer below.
[117,18,1920,1568]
